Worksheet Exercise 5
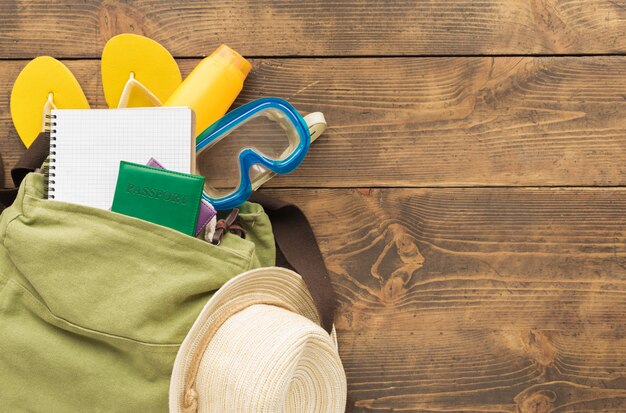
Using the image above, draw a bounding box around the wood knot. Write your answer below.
[99,0,146,42]
[522,330,556,368]
[516,390,556,413]
[375,224,425,302]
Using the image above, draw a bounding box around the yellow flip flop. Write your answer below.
[101,34,182,108]
[10,56,89,147]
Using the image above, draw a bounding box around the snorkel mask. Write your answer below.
[196,97,315,210]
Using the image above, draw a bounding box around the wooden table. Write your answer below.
[3,1,626,411]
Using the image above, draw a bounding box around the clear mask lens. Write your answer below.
[197,108,301,199]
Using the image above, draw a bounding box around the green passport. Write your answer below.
[112,161,205,236]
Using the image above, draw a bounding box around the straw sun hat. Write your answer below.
[169,266,347,412]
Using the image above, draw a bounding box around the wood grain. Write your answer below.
[3,0,626,57]
[264,187,626,412]
[4,56,626,188]
[4,2,626,412]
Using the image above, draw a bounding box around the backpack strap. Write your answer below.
[0,132,50,211]
[250,192,336,334]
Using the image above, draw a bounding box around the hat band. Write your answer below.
[182,298,299,413]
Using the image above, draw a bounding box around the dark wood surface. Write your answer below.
[2,1,626,412]
[5,56,626,188]
[3,0,626,56]
[266,187,626,412]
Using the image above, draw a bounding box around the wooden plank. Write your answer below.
[2,0,626,57]
[4,56,626,188]
[263,187,626,412]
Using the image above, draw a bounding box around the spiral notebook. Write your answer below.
[46,107,195,210]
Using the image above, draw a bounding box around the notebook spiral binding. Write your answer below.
[43,114,57,199]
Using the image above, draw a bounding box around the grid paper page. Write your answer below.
[50,107,194,210]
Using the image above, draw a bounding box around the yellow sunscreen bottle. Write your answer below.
[164,45,251,136]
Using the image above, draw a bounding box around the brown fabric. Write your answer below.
[0,132,50,211]
[250,192,336,334]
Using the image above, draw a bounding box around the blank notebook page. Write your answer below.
[49,107,194,210]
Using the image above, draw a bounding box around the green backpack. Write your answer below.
[0,134,337,412]
[0,173,275,412]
